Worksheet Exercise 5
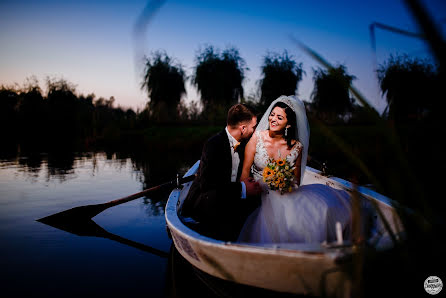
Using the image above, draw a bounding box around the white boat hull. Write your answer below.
[165,161,404,297]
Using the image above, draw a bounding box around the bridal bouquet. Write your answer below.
[262,157,295,194]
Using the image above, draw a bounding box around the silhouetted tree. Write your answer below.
[0,85,19,138]
[176,100,202,122]
[45,77,78,137]
[94,96,119,137]
[17,76,45,137]
[377,54,438,124]
[193,45,246,123]
[141,51,186,122]
[76,93,95,139]
[123,108,137,130]
[311,65,356,123]
[259,51,304,111]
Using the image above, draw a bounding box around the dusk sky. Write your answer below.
[1,0,445,113]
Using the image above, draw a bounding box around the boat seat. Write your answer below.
[180,216,201,230]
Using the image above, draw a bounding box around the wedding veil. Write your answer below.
[255,95,310,184]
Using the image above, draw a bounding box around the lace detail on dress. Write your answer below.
[251,131,302,182]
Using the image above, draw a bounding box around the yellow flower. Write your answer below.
[263,157,295,195]
[277,159,285,166]
[263,167,275,179]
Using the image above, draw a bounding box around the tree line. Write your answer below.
[0,76,137,146]
[141,46,441,126]
[0,46,441,148]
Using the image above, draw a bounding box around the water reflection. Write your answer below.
[18,152,44,172]
[46,151,76,179]
[115,149,198,215]
[2,148,199,215]
[1,148,199,298]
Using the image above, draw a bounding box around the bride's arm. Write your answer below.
[240,132,257,180]
[294,148,302,186]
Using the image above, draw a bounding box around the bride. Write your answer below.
[237,95,352,244]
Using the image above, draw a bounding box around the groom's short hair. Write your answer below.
[227,103,257,128]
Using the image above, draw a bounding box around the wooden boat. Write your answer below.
[165,160,405,297]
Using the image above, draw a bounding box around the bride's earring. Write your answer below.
[285,127,288,137]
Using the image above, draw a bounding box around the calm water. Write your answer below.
[0,151,198,298]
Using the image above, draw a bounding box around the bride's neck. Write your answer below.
[268,130,284,140]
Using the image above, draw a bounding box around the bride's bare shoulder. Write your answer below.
[245,131,259,154]
[248,130,259,145]
[291,139,303,150]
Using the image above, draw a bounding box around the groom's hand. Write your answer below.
[242,177,262,197]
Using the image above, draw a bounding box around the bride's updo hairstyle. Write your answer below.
[270,102,297,149]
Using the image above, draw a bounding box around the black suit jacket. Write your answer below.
[181,129,257,241]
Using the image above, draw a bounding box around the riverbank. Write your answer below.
[2,122,396,187]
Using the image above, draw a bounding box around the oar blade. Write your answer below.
[37,203,111,237]
[37,210,169,258]
[37,203,109,223]
[37,213,108,237]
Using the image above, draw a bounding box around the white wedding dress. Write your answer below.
[237,131,353,244]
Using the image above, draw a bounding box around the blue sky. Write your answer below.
[1,0,445,113]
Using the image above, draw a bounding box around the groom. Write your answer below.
[181,103,262,241]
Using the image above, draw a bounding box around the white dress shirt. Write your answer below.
[225,127,240,182]
[225,127,246,198]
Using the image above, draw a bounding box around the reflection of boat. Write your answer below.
[165,161,405,297]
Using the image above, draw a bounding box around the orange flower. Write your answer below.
[263,157,295,194]
[277,159,286,166]
[263,167,275,179]
[274,177,283,185]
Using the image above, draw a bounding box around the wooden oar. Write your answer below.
[37,173,196,223]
